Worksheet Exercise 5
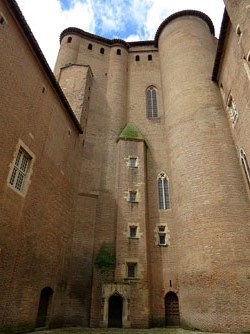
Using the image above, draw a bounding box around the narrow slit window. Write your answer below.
[146,86,158,118]
[240,148,250,188]
[88,43,93,50]
[158,172,170,210]
[0,13,6,25]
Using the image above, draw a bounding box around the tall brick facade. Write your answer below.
[0,0,250,332]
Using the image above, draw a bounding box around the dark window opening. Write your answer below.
[129,226,137,238]
[36,287,53,328]
[127,263,137,278]
[100,47,105,54]
[67,37,72,43]
[0,14,5,25]
[129,191,137,203]
[88,43,93,50]
[135,55,140,61]
[117,49,121,55]
[148,55,152,61]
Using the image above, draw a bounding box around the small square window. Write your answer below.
[129,226,137,238]
[129,191,137,203]
[159,235,166,245]
[127,263,137,278]
[9,148,32,193]
[135,55,140,61]
[129,157,137,168]
[148,55,152,61]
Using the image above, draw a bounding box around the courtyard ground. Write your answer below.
[32,328,227,334]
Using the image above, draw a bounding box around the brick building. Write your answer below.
[0,0,250,332]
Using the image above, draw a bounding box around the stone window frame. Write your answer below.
[158,171,170,210]
[240,148,250,189]
[157,225,168,246]
[7,140,35,197]
[128,156,138,168]
[128,190,138,203]
[127,263,137,279]
[226,94,238,126]
[146,86,158,119]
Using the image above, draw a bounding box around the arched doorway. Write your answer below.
[36,287,53,328]
[165,291,180,326]
[108,293,123,328]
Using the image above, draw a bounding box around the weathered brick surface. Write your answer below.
[1,0,250,332]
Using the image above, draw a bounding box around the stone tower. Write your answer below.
[53,8,250,332]
[1,0,250,332]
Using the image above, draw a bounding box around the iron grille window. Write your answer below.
[9,148,31,192]
[146,87,158,118]
[158,172,170,210]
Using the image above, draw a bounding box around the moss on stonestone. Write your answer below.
[118,124,144,141]
[94,242,115,270]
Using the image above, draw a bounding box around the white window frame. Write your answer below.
[146,86,158,118]
[7,141,35,196]
[227,95,238,126]
[158,172,170,210]
[240,148,250,188]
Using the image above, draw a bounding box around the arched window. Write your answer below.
[240,148,250,188]
[146,86,158,118]
[158,172,170,210]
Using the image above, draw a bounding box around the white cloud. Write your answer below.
[143,0,224,40]
[15,0,225,70]
[16,0,95,69]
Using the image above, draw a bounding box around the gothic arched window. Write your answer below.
[158,172,170,210]
[240,148,250,188]
[146,86,158,118]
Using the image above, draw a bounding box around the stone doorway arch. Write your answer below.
[165,291,180,326]
[36,287,53,328]
[108,293,123,327]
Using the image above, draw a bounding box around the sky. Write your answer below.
[15,0,225,70]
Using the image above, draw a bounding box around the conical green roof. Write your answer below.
[118,123,145,141]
